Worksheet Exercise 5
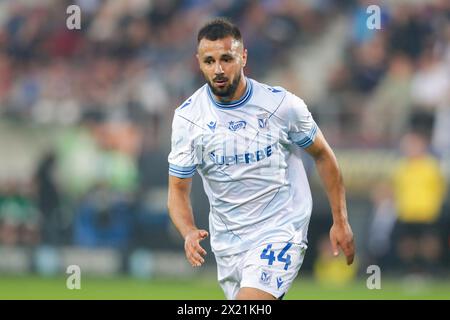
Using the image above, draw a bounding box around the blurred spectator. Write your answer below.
[0,53,13,107]
[136,119,168,194]
[411,45,450,160]
[366,181,397,268]
[0,180,40,246]
[73,184,133,249]
[34,150,62,245]
[392,132,447,275]
[362,53,413,146]
[349,34,387,94]
[411,48,449,111]
[55,115,103,199]
[55,115,138,199]
[388,4,432,61]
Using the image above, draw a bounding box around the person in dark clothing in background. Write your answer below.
[34,151,62,245]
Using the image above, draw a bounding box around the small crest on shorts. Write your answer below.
[276,276,284,289]
[259,269,272,286]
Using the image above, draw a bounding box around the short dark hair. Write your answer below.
[197,18,242,43]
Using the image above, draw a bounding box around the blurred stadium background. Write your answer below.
[0,0,449,299]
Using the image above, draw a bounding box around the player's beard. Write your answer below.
[208,72,241,99]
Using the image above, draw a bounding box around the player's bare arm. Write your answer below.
[305,129,355,265]
[168,176,208,267]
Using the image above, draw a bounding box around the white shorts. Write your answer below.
[215,242,307,299]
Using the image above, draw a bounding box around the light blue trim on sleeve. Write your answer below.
[169,164,197,172]
[168,163,197,178]
[292,123,318,149]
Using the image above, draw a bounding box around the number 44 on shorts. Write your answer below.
[260,243,292,270]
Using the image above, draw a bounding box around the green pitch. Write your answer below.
[0,275,449,300]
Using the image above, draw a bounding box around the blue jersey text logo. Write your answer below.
[209,143,277,166]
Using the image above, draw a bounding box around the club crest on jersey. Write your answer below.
[257,113,269,129]
[228,120,246,132]
[207,121,216,132]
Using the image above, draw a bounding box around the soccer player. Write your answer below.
[167,18,354,300]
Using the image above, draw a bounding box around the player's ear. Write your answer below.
[242,48,248,67]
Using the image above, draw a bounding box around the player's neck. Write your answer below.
[215,76,247,103]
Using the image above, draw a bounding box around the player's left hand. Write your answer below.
[329,221,355,265]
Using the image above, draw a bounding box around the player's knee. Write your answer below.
[235,287,277,300]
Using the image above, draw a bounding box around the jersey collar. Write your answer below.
[207,77,253,110]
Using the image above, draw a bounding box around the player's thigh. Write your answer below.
[215,253,242,300]
[240,242,306,299]
[235,287,277,300]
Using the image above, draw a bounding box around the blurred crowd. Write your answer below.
[1,0,330,128]
[315,0,449,152]
[0,0,448,276]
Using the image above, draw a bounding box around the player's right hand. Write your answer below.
[184,229,208,267]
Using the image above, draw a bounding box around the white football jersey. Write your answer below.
[168,77,317,257]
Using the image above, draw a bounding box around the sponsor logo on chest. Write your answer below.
[228,120,246,132]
